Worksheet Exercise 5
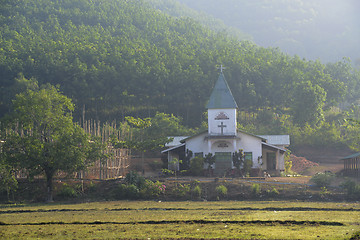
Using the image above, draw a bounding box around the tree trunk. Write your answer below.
[45,169,54,202]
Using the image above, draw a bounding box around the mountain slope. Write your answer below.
[0,0,357,128]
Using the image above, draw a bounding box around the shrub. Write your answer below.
[341,179,360,197]
[86,181,97,193]
[284,160,295,175]
[111,183,126,199]
[57,183,78,199]
[161,168,174,176]
[268,186,279,196]
[215,185,228,199]
[173,183,190,197]
[310,172,335,188]
[141,180,166,199]
[190,157,204,176]
[125,171,146,188]
[251,183,261,195]
[243,159,253,177]
[125,184,140,199]
[0,165,18,202]
[191,185,202,199]
[111,183,140,200]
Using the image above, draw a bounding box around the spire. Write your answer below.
[206,72,238,109]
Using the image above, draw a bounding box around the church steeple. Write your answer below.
[207,71,238,136]
[206,72,238,109]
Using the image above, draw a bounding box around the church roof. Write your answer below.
[206,72,238,109]
[258,135,290,146]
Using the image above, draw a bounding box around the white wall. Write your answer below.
[236,132,263,168]
[208,108,237,135]
[185,132,208,155]
[185,131,263,169]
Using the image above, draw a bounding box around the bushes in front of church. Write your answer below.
[191,185,202,199]
[111,171,166,200]
[190,157,205,176]
[215,185,228,200]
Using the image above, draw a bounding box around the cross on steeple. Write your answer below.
[217,64,226,73]
[218,122,227,135]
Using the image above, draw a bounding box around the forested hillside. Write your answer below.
[1,0,360,150]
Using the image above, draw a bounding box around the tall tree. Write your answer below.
[1,84,103,202]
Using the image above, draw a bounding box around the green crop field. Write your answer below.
[0,201,359,239]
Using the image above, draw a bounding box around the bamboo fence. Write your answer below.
[1,119,131,180]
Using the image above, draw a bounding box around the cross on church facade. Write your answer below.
[218,122,227,135]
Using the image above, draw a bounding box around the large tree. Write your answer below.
[1,84,102,202]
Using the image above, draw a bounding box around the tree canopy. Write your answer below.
[0,0,360,152]
[1,85,103,201]
[0,0,359,129]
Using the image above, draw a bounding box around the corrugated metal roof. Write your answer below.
[262,142,287,153]
[206,72,238,109]
[341,152,360,160]
[161,143,185,153]
[258,135,290,145]
[165,136,189,147]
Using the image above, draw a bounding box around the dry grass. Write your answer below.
[0,201,359,239]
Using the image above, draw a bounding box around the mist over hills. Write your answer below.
[176,0,360,64]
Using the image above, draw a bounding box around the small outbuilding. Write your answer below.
[341,153,360,178]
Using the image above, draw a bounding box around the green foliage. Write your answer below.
[232,149,244,170]
[251,183,261,196]
[310,172,335,188]
[204,153,215,170]
[140,180,166,199]
[0,158,18,202]
[340,179,360,198]
[215,185,227,199]
[56,183,78,199]
[173,183,190,197]
[0,0,359,152]
[0,0,355,132]
[284,160,295,175]
[182,150,193,170]
[191,185,202,199]
[111,184,138,200]
[190,157,204,176]
[270,186,279,196]
[1,85,102,202]
[124,113,193,153]
[125,171,146,189]
[291,81,326,127]
[243,159,253,177]
[319,186,330,198]
[161,168,174,176]
[266,186,279,197]
[122,171,165,199]
[124,184,140,200]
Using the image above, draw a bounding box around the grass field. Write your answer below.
[0,201,359,239]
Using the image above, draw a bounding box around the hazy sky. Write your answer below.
[178,0,360,63]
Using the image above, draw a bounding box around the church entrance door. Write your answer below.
[214,152,232,176]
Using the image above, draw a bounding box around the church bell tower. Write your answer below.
[206,71,238,136]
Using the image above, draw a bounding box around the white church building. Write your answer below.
[162,71,289,176]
